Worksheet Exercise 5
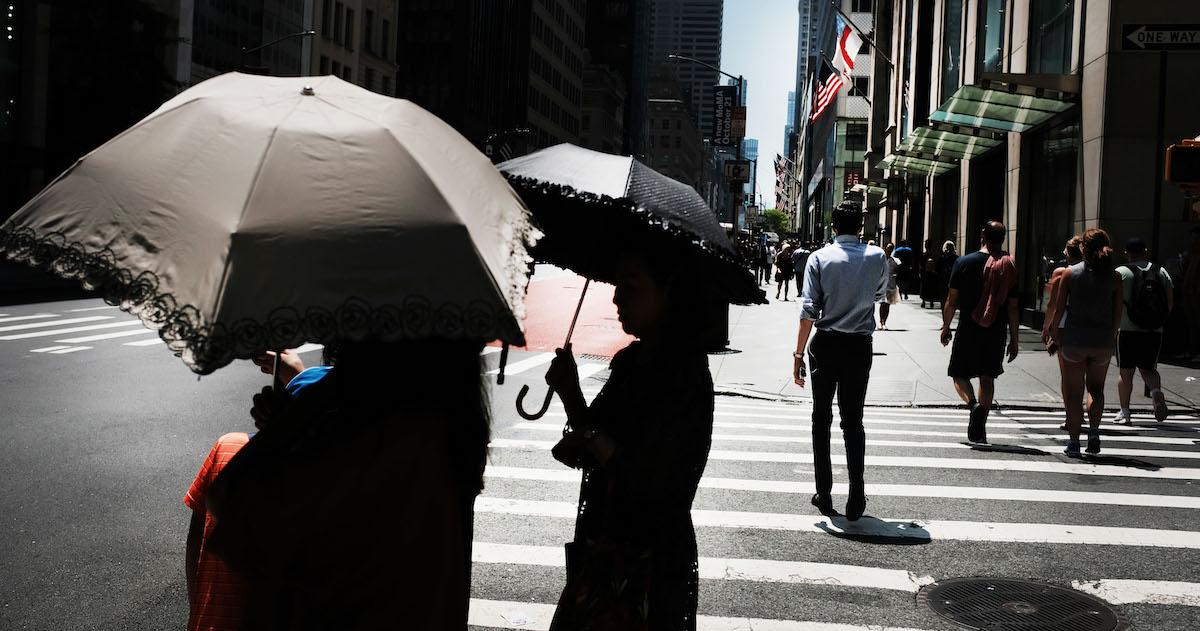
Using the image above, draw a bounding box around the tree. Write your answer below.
[762,209,789,234]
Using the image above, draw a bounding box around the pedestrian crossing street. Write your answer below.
[470,390,1200,630]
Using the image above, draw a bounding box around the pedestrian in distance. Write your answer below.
[544,244,714,631]
[755,240,770,285]
[205,338,492,630]
[940,222,1020,445]
[1042,235,1083,356]
[919,239,940,309]
[1048,228,1123,456]
[791,240,811,291]
[765,242,778,287]
[1113,237,1174,424]
[936,241,958,306]
[879,242,901,329]
[893,240,914,300]
[793,203,889,521]
[775,241,797,301]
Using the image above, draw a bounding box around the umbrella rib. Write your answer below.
[209,97,307,328]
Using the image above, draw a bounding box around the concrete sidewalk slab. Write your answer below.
[710,293,1200,412]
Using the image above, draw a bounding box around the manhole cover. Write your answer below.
[917,578,1129,631]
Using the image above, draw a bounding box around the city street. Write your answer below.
[1,270,1198,630]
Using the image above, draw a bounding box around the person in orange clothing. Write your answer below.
[185,432,251,631]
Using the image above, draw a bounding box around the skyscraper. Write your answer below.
[647,0,723,139]
[784,90,796,156]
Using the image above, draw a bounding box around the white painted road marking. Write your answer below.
[575,363,607,380]
[65,305,119,312]
[472,541,936,592]
[0,316,112,332]
[486,352,555,376]
[0,314,57,324]
[124,338,165,347]
[481,346,503,356]
[30,345,74,353]
[0,321,144,340]
[48,346,92,354]
[55,328,156,343]
[489,439,1200,480]
[483,465,1200,509]
[475,497,1200,549]
[1072,579,1200,607]
[468,598,938,631]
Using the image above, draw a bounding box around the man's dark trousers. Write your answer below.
[808,329,873,495]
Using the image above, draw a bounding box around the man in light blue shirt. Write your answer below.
[792,204,888,521]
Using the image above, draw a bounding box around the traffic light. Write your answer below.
[1165,141,1200,187]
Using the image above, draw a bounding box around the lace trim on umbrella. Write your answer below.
[0,227,526,375]
[504,174,766,305]
[495,190,543,322]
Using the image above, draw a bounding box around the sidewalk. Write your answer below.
[710,292,1200,412]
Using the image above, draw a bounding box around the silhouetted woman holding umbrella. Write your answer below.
[545,244,713,631]
[497,144,764,631]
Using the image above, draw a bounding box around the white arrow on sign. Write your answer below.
[1126,25,1200,49]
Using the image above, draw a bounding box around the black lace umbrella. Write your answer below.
[497,144,764,418]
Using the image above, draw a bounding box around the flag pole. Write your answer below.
[828,0,893,67]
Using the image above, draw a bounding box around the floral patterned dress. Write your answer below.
[571,341,715,630]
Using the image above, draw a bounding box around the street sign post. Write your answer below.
[1122,24,1200,50]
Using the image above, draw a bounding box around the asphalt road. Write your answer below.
[1,297,1199,630]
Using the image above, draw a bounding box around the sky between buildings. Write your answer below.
[722,0,799,210]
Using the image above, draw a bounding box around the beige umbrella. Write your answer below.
[0,73,539,374]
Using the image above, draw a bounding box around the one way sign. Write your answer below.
[1123,24,1200,50]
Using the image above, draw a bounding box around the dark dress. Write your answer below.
[571,342,714,631]
[947,251,1013,378]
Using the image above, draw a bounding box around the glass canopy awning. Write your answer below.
[882,78,1075,175]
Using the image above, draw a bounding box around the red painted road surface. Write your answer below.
[492,270,633,359]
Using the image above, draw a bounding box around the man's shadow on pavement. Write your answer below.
[816,516,932,545]
[964,443,1050,456]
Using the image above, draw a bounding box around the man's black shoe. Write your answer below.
[845,494,867,521]
[811,493,837,516]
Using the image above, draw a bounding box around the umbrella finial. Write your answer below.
[301,86,315,96]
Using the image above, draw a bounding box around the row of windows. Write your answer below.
[650,118,683,131]
[321,0,355,51]
[536,0,585,43]
[360,8,392,60]
[531,13,583,77]
[648,135,685,149]
[319,55,353,82]
[528,86,580,136]
[530,53,581,106]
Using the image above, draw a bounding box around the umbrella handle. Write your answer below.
[516,384,555,420]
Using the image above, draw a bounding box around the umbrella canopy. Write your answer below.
[0,73,539,374]
[499,144,764,305]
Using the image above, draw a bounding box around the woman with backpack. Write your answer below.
[1048,228,1123,456]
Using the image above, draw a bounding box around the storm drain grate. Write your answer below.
[917,578,1129,631]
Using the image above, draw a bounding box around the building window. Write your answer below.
[365,67,376,91]
[381,19,390,59]
[332,60,342,76]
[320,55,330,75]
[333,2,344,45]
[851,0,872,11]
[344,9,355,50]
[845,123,868,151]
[852,76,869,96]
[940,0,963,103]
[364,9,374,54]
[321,0,334,38]
[343,66,352,82]
[976,0,1004,74]
[1029,0,1074,74]
[382,75,392,95]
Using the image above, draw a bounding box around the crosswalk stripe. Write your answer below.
[487,352,555,376]
[474,497,1200,549]
[0,316,112,332]
[124,337,165,347]
[511,423,1200,457]
[483,465,1200,509]
[0,321,143,340]
[48,346,92,354]
[703,421,1190,445]
[55,328,156,343]
[472,541,935,592]
[481,346,503,356]
[65,306,119,312]
[0,314,57,324]
[489,439,1200,480]
[30,345,74,353]
[1071,579,1200,607]
[467,598,937,631]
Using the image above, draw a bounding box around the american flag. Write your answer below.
[774,154,787,199]
[810,62,844,122]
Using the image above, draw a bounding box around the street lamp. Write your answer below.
[667,53,745,232]
[241,30,317,74]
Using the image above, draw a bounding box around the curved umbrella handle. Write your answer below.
[516,384,555,420]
